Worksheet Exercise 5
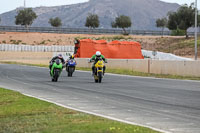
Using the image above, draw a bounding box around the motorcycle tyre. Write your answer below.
[67,67,74,77]
[98,72,102,83]
[54,70,59,82]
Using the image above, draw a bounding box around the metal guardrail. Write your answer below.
[0,44,74,52]
[0,26,168,35]
[0,26,198,36]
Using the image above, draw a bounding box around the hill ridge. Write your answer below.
[0,0,180,30]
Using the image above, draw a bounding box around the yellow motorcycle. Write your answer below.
[89,58,106,83]
[94,58,105,83]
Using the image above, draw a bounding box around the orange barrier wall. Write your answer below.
[75,39,144,59]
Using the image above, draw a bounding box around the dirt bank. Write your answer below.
[0,32,199,58]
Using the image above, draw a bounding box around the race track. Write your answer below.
[0,64,200,133]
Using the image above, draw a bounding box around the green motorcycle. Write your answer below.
[50,59,63,82]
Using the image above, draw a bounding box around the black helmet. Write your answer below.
[58,54,62,58]
[56,59,60,65]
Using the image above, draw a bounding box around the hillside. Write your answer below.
[0,0,179,30]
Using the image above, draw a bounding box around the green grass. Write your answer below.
[155,36,200,54]
[0,61,48,68]
[75,35,133,41]
[0,87,160,133]
[169,38,200,51]
[0,61,200,80]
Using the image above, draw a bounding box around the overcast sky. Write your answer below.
[0,0,199,14]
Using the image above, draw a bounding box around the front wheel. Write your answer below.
[94,74,98,83]
[67,67,74,77]
[53,69,60,82]
[98,72,102,83]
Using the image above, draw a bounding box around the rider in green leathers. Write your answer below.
[50,60,63,76]
[89,51,107,75]
[49,54,65,76]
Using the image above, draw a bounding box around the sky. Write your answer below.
[0,0,199,14]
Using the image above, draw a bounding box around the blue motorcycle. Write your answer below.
[66,59,76,77]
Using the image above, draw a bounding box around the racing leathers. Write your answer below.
[90,54,107,75]
[49,56,65,70]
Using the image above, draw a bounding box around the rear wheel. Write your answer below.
[71,67,75,76]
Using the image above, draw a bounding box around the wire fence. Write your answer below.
[0,26,198,36]
[0,26,174,35]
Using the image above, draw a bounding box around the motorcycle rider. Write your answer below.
[89,51,107,75]
[66,54,76,65]
[49,54,65,71]
[66,54,77,68]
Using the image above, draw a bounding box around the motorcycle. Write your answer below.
[50,59,63,82]
[92,58,106,83]
[66,59,76,77]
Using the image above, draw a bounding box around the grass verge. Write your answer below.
[0,87,160,133]
[0,61,49,68]
[0,61,200,81]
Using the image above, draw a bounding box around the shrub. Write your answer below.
[171,29,185,36]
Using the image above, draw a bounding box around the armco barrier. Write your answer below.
[0,52,199,77]
[0,44,74,52]
[0,26,171,35]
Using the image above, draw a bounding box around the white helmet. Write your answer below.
[96,51,101,56]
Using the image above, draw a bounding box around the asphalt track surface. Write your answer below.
[0,64,200,133]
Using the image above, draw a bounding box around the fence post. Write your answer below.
[5,44,8,51]
[44,46,47,52]
[18,45,22,51]
[58,46,61,52]
[46,46,50,52]
[52,45,55,52]
[0,44,3,51]
[12,44,15,51]
[21,45,25,51]
[148,59,151,73]
[27,45,30,51]
[61,46,64,52]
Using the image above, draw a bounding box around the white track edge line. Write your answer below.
[23,93,171,133]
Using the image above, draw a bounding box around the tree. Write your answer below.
[85,13,99,29]
[15,8,37,28]
[156,17,167,37]
[167,4,195,38]
[48,17,62,27]
[111,15,132,35]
